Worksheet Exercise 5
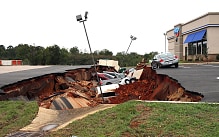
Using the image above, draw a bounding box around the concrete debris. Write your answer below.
[0,64,204,110]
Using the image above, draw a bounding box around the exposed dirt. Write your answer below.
[106,66,203,104]
[0,64,204,109]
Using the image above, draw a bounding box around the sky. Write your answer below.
[0,0,219,55]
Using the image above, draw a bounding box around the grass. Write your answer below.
[0,100,218,137]
[46,100,219,137]
[0,101,38,136]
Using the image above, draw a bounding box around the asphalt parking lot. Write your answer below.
[156,63,219,102]
[0,65,91,88]
[0,64,218,102]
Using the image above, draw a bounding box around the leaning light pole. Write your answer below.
[122,35,137,67]
[125,35,137,54]
[76,12,104,102]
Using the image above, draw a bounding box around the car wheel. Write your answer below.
[130,78,136,83]
[151,62,157,70]
[125,79,130,84]
[175,63,178,68]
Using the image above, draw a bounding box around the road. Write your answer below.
[156,63,219,102]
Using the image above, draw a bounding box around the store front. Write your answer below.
[166,12,219,61]
[184,29,207,61]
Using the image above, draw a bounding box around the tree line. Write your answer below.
[0,44,158,67]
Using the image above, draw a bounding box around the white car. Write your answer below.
[97,73,121,85]
[119,69,143,85]
[151,52,179,69]
[119,76,137,85]
[102,71,125,79]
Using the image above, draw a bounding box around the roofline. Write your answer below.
[166,12,219,33]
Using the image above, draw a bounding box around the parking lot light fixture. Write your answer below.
[126,35,137,54]
[164,33,167,53]
[76,12,104,102]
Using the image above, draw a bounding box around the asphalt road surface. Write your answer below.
[156,63,219,103]
[0,65,91,88]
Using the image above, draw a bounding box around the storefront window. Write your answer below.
[202,41,207,55]
[188,43,193,55]
[193,43,197,55]
[188,43,196,55]
[197,42,202,54]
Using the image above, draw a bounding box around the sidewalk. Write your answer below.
[179,61,219,65]
[0,65,50,74]
[20,104,116,132]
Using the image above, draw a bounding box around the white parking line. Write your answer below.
[201,65,214,67]
[179,66,191,68]
[212,66,219,67]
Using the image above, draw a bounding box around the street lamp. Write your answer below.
[125,35,137,54]
[164,33,167,53]
[76,11,104,102]
[122,35,137,67]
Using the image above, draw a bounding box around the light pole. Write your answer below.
[125,35,137,54]
[122,35,137,67]
[76,12,104,102]
[164,33,167,53]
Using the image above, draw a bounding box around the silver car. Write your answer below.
[102,71,125,79]
[97,73,122,85]
[151,52,179,69]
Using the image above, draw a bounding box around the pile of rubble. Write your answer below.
[0,64,204,110]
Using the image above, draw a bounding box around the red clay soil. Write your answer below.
[106,66,203,104]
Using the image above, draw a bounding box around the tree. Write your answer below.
[143,51,158,62]
[99,49,113,56]
[6,45,15,59]
[93,50,99,55]
[44,45,61,65]
[15,44,30,62]
[29,46,45,65]
[70,46,79,54]
[70,46,80,65]
[0,45,6,59]
[60,48,70,65]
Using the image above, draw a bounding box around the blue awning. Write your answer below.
[184,33,196,43]
[184,29,206,44]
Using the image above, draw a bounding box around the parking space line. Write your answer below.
[179,66,191,68]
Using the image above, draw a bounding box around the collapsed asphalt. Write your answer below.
[0,63,204,109]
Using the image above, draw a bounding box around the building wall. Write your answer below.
[207,27,219,54]
[209,14,219,23]
[182,14,208,33]
[167,12,219,61]
[168,38,175,54]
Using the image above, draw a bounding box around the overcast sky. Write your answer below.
[0,0,218,55]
